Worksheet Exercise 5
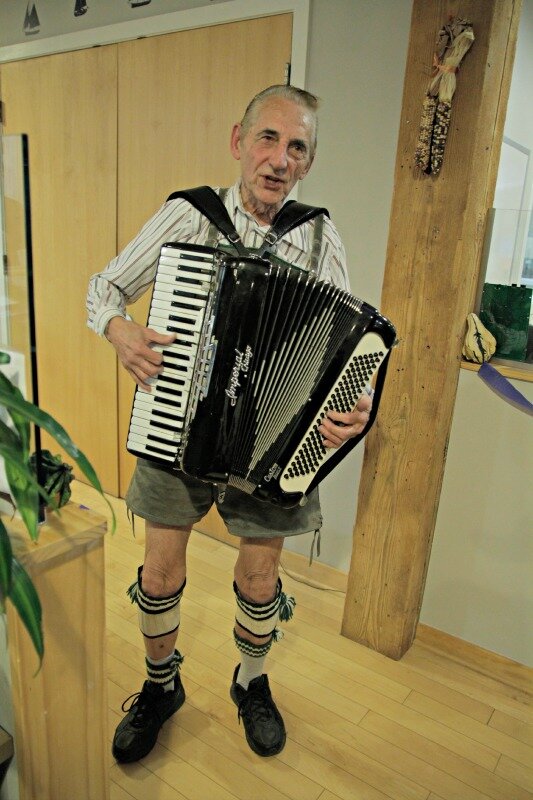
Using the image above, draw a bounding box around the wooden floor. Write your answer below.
[71,483,533,800]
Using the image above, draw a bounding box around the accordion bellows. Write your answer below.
[127,243,396,507]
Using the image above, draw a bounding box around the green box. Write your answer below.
[479,283,532,362]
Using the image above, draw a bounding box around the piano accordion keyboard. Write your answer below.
[126,244,216,463]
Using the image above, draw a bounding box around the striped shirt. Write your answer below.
[86,182,348,336]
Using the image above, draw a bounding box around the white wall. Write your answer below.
[420,370,533,665]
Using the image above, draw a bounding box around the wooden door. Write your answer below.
[0,47,119,494]
[0,12,292,522]
[116,13,293,549]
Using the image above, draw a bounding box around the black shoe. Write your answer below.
[230,666,286,757]
[112,678,185,763]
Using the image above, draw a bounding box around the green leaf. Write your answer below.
[0,352,11,365]
[0,382,116,532]
[0,448,56,503]
[0,372,30,458]
[0,444,56,541]
[0,418,21,452]
[5,461,40,543]
[0,519,13,608]
[9,556,43,664]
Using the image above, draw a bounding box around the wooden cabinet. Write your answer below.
[5,504,108,800]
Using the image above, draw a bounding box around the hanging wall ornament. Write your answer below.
[74,0,88,17]
[414,17,474,175]
[23,1,40,35]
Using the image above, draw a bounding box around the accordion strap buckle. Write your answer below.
[263,231,278,248]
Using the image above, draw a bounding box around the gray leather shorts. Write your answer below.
[125,457,322,538]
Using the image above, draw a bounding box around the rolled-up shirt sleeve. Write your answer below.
[86,198,194,336]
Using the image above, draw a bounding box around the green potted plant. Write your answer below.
[0,350,115,663]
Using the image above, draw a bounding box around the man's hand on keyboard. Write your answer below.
[105,316,175,390]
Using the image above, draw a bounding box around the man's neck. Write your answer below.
[239,185,281,226]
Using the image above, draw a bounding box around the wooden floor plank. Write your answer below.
[110,782,136,800]
[360,713,533,800]
[489,709,533,746]
[495,755,533,794]
[109,760,189,800]
[404,691,533,768]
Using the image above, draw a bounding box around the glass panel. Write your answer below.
[474,1,533,367]
[0,133,44,515]
[1,134,36,401]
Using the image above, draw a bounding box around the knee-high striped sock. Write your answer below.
[233,579,295,690]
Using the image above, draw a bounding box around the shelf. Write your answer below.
[461,359,533,383]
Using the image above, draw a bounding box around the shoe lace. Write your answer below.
[120,689,155,727]
[237,683,273,725]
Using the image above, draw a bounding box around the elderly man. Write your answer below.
[87,84,371,763]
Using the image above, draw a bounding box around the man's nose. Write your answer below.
[269,142,289,170]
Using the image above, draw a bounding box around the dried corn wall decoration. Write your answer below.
[414,17,474,175]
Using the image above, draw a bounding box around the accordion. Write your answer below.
[127,242,396,507]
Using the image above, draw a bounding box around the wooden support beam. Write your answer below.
[342,0,522,660]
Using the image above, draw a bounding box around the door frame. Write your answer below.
[0,0,309,89]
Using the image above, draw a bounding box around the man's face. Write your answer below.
[230,97,315,222]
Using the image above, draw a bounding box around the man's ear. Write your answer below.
[230,123,242,161]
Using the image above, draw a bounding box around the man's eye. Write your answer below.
[291,143,307,158]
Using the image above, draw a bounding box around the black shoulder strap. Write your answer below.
[166,186,248,257]
[166,187,329,261]
[257,201,329,257]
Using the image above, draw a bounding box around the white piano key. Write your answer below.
[153,342,195,360]
[152,289,206,310]
[156,365,194,381]
[156,261,214,282]
[150,301,204,332]
[127,432,178,458]
[130,406,184,429]
[129,421,182,443]
[134,389,187,412]
[148,314,200,344]
[160,250,215,268]
[128,425,180,447]
[154,273,210,296]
